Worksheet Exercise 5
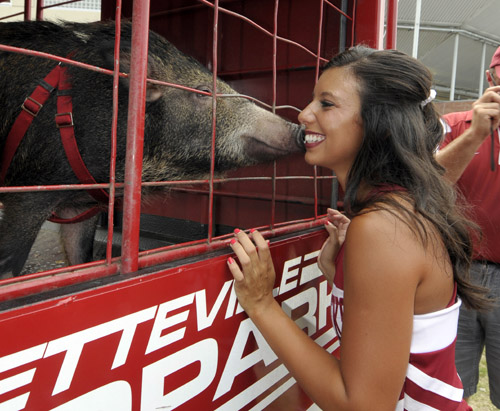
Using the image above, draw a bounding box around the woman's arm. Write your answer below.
[338,212,419,408]
[227,210,422,410]
[227,229,351,409]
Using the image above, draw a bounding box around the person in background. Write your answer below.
[226,45,493,410]
[437,45,500,409]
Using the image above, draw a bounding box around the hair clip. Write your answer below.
[421,89,436,108]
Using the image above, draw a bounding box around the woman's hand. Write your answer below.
[227,229,276,317]
[317,208,350,285]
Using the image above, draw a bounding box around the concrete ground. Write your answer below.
[21,222,68,275]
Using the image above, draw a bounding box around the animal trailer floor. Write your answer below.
[21,222,68,275]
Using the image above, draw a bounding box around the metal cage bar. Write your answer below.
[0,0,375,296]
[207,0,220,242]
[120,0,150,273]
[106,0,122,265]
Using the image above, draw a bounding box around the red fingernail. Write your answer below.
[230,238,237,245]
[234,228,240,234]
[250,228,256,233]
[228,257,234,264]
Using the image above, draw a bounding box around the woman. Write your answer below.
[227,46,492,410]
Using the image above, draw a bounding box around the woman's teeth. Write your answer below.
[305,134,325,144]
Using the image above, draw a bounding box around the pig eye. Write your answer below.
[195,86,212,98]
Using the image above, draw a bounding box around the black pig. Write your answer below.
[0,21,304,277]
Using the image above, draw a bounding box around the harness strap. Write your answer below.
[56,66,109,204]
[1,63,110,224]
[0,65,61,182]
[48,206,103,224]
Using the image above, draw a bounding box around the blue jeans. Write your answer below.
[455,261,500,408]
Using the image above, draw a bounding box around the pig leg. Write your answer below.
[0,193,63,277]
[58,209,100,266]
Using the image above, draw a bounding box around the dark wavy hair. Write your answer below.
[324,45,492,310]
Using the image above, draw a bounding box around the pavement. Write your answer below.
[21,222,69,275]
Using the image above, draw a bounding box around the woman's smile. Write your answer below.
[304,131,326,149]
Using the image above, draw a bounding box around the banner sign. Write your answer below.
[0,229,337,410]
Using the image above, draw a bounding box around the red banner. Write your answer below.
[0,229,337,410]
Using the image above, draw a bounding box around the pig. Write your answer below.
[0,21,305,278]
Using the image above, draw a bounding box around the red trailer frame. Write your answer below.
[0,1,390,409]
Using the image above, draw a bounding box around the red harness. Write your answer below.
[0,63,108,223]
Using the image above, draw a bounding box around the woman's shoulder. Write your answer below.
[345,203,428,282]
[341,205,424,326]
[348,198,416,242]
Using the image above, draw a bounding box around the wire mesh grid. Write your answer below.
[0,0,356,297]
[43,0,101,10]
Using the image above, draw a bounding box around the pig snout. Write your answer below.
[236,106,305,164]
[243,122,305,162]
[295,124,306,151]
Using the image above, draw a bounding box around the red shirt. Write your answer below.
[441,110,500,263]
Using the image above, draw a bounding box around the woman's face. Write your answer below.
[298,67,364,187]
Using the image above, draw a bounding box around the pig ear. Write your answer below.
[101,43,164,102]
[143,57,165,102]
[119,52,165,102]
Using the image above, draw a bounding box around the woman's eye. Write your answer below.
[320,100,334,108]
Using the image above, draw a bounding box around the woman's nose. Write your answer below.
[298,103,313,125]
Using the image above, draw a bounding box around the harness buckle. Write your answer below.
[21,97,43,117]
[55,112,74,128]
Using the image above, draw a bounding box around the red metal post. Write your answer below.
[24,0,32,20]
[354,0,384,49]
[207,0,219,242]
[121,0,150,273]
[270,0,279,227]
[36,0,43,20]
[311,1,327,218]
[106,0,123,264]
[386,0,398,49]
